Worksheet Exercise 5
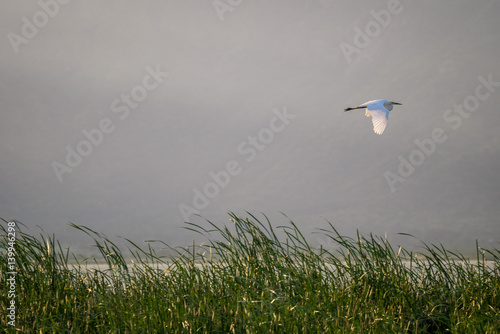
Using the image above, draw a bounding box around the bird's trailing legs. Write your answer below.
[344,105,366,112]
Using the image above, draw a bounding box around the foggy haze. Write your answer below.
[1,0,500,253]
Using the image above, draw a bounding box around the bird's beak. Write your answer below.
[393,102,402,105]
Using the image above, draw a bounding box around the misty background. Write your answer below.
[1,0,499,254]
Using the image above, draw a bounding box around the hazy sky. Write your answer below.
[1,0,499,252]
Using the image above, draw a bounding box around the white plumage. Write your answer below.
[344,99,402,135]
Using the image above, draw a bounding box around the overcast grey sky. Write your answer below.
[1,0,499,252]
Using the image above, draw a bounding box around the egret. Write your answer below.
[344,99,402,135]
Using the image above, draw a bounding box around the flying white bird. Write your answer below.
[344,99,402,135]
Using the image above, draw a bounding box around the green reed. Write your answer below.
[1,214,499,333]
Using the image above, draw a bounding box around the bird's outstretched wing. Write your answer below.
[365,104,389,135]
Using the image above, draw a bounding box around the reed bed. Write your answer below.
[1,214,499,333]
